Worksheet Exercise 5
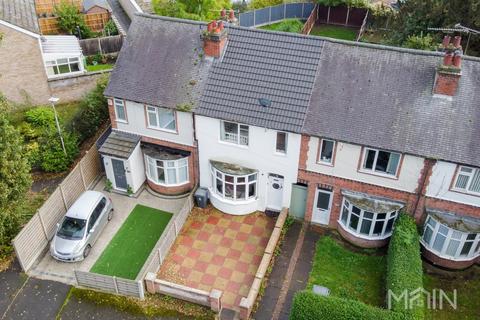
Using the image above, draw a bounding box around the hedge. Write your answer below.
[290,291,406,320]
[386,213,424,319]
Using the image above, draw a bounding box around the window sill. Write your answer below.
[274,151,287,157]
[316,161,334,167]
[449,188,480,198]
[146,126,178,134]
[208,188,257,205]
[218,140,249,149]
[358,169,399,180]
[116,119,128,124]
[146,176,189,187]
[338,221,393,241]
[420,241,480,262]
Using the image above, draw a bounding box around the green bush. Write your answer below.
[386,213,424,319]
[24,107,55,127]
[261,19,304,33]
[38,127,79,172]
[290,291,406,320]
[54,0,92,38]
[249,0,283,10]
[103,19,118,36]
[403,34,437,51]
[69,76,109,142]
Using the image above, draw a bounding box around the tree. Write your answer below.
[54,1,92,38]
[0,96,32,249]
[153,0,231,21]
[404,34,437,50]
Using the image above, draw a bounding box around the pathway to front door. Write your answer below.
[311,189,333,225]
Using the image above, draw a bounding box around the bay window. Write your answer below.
[421,215,480,260]
[146,106,176,131]
[453,166,480,195]
[339,198,399,239]
[362,148,401,176]
[145,155,188,185]
[221,121,249,146]
[211,165,257,201]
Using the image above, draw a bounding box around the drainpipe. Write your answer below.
[412,159,435,221]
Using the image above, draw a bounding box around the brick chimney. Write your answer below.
[433,35,463,96]
[203,20,227,58]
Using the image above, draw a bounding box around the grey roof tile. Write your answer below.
[98,130,140,158]
[0,0,39,33]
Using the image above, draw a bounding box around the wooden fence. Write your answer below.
[317,5,367,27]
[80,35,124,56]
[39,12,111,34]
[13,144,102,272]
[35,0,82,15]
[301,3,318,35]
[356,9,369,41]
[75,271,145,298]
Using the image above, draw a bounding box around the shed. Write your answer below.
[40,35,85,78]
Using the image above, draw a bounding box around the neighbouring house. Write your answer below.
[0,0,87,104]
[103,14,480,269]
[83,0,110,15]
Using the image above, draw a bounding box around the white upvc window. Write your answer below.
[361,148,401,176]
[339,198,399,239]
[146,106,176,131]
[453,166,480,195]
[211,166,257,201]
[275,131,287,154]
[421,215,480,260]
[318,139,335,164]
[145,155,188,186]
[220,121,249,146]
[114,99,127,122]
[45,57,81,77]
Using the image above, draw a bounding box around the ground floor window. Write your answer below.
[45,57,81,76]
[145,155,188,185]
[339,198,399,239]
[421,215,480,260]
[211,165,257,201]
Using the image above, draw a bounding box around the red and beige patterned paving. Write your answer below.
[158,206,275,310]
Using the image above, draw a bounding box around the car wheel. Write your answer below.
[83,245,92,258]
[108,209,114,221]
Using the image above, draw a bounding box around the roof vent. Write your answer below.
[258,98,271,108]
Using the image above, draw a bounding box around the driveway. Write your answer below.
[29,178,187,285]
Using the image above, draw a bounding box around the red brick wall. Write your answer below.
[421,246,478,270]
[433,73,461,96]
[337,224,389,248]
[203,36,227,58]
[107,98,117,129]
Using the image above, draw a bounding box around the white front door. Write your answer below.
[267,174,284,211]
[312,189,333,225]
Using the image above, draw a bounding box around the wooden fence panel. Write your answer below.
[13,215,48,271]
[61,167,85,208]
[75,270,144,298]
[39,13,110,35]
[35,0,82,15]
[39,17,60,35]
[79,35,124,56]
[38,189,67,238]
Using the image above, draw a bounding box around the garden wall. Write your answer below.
[48,70,111,103]
[13,144,103,272]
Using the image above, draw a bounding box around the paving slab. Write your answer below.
[0,261,27,316]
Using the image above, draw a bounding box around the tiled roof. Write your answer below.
[196,27,325,133]
[98,131,140,158]
[0,0,39,33]
[303,41,480,168]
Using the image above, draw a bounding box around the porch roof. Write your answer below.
[341,189,405,213]
[427,208,480,233]
[98,130,140,159]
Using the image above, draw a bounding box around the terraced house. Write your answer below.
[102,13,480,269]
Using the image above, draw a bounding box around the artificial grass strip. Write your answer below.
[90,205,172,279]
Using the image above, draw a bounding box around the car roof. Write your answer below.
[65,191,104,220]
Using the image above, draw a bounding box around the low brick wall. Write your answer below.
[421,245,478,270]
[337,223,389,248]
[144,275,222,312]
[48,70,111,102]
[239,208,288,320]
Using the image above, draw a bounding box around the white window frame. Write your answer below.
[338,198,399,240]
[452,166,480,196]
[220,121,249,146]
[145,155,189,186]
[318,138,335,165]
[146,105,177,132]
[361,148,401,177]
[45,57,83,78]
[211,165,257,201]
[421,215,480,261]
[114,99,127,122]
[275,131,288,154]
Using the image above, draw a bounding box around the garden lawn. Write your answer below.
[260,19,304,33]
[307,236,386,307]
[424,265,480,320]
[91,205,172,279]
[86,64,113,72]
[310,25,358,41]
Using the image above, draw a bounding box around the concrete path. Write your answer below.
[252,222,320,320]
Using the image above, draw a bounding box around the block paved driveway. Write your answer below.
[158,207,275,310]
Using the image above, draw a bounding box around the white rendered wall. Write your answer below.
[195,115,301,215]
[306,137,425,193]
[426,161,480,208]
[116,100,195,147]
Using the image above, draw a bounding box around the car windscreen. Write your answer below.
[57,217,86,240]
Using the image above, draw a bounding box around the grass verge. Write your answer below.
[310,25,358,41]
[260,19,304,33]
[307,236,386,307]
[91,205,173,279]
[86,64,113,72]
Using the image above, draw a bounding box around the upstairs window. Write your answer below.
[45,57,81,77]
[276,132,287,154]
[146,106,176,131]
[318,139,335,164]
[362,148,401,176]
[453,166,480,195]
[114,99,127,122]
[221,121,249,146]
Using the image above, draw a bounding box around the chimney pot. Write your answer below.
[453,36,462,48]
[229,9,235,20]
[207,22,214,32]
[221,8,226,18]
[442,35,451,48]
[443,52,453,66]
[218,21,224,31]
[453,53,462,68]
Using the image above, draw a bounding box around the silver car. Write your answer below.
[50,191,113,262]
